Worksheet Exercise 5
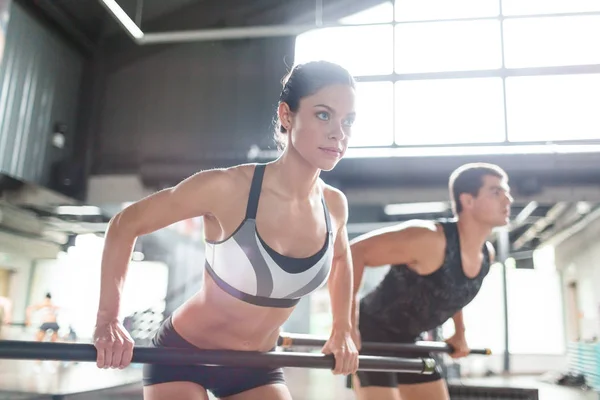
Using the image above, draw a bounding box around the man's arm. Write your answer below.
[25,303,42,326]
[447,242,495,357]
[349,221,442,327]
[452,309,466,336]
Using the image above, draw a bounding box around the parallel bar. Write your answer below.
[277,334,491,356]
[0,341,436,374]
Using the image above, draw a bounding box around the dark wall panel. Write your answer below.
[0,2,84,187]
[93,37,295,175]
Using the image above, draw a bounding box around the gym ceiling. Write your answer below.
[3,0,600,259]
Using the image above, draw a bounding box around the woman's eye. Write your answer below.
[316,111,330,121]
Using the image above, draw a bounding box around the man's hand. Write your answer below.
[445,333,470,359]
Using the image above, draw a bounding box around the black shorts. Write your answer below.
[143,316,286,398]
[348,312,443,388]
[39,322,60,332]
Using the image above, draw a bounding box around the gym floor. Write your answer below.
[0,359,594,400]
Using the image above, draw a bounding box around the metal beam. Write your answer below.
[508,201,538,232]
[512,203,570,250]
[543,205,600,248]
[344,185,600,206]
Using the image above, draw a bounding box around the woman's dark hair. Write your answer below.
[274,61,355,150]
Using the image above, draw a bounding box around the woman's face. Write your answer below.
[280,84,356,171]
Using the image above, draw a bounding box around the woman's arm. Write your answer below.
[322,186,359,375]
[96,169,231,322]
[94,168,235,369]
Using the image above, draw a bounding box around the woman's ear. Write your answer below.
[278,102,293,131]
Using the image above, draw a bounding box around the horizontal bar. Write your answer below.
[0,341,436,374]
[278,334,491,356]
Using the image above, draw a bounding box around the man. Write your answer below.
[26,293,61,343]
[349,163,513,400]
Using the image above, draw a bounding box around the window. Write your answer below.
[442,263,506,354]
[298,0,600,150]
[503,15,600,68]
[506,74,600,142]
[507,268,566,354]
[351,81,394,147]
[395,78,505,145]
[395,0,499,21]
[502,0,600,16]
[339,2,393,24]
[294,25,394,76]
[395,20,502,73]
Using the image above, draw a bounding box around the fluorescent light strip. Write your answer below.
[344,144,600,158]
[249,144,600,160]
[384,202,449,215]
[100,0,144,40]
[56,206,102,216]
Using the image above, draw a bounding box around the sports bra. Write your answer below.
[204,164,334,308]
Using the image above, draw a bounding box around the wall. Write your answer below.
[555,215,600,341]
[0,2,84,187]
[90,36,295,180]
[0,252,32,323]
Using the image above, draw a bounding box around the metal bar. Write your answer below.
[355,64,600,82]
[278,334,491,356]
[0,340,436,374]
[98,0,144,40]
[497,227,511,373]
[140,24,326,44]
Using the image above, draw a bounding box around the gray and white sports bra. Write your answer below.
[204,164,334,308]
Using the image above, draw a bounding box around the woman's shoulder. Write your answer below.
[320,180,348,224]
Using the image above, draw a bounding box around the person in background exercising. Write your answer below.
[93,61,359,400]
[349,163,513,400]
[26,292,61,342]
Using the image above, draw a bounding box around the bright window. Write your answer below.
[294,25,393,76]
[395,20,502,73]
[395,0,499,21]
[507,267,566,354]
[351,82,394,147]
[506,74,600,142]
[502,0,600,16]
[443,263,506,354]
[503,15,600,68]
[395,78,505,145]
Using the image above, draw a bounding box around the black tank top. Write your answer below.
[360,220,491,336]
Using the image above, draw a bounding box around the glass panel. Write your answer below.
[295,25,394,76]
[507,267,566,354]
[503,15,600,68]
[395,78,506,145]
[395,0,499,21]
[443,263,506,355]
[506,74,600,142]
[339,2,394,24]
[502,0,600,16]
[395,20,502,73]
[350,81,394,147]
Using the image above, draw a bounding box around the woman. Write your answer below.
[93,60,359,400]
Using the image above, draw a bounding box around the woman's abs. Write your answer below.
[170,276,295,352]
